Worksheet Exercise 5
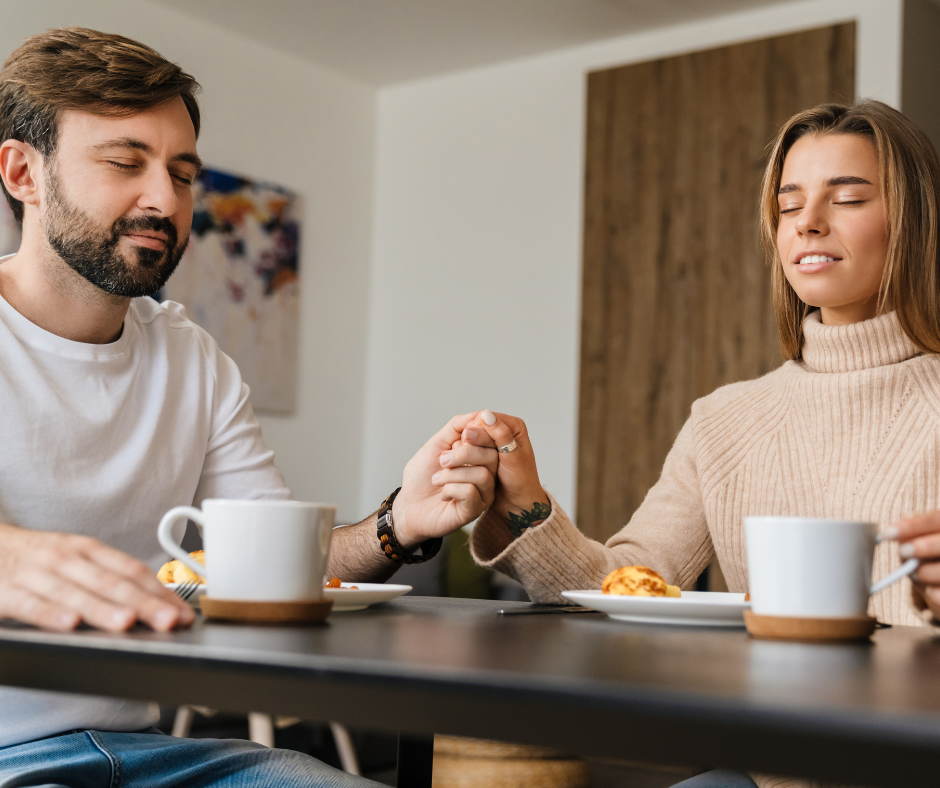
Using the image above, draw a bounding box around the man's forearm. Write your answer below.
[327,513,402,583]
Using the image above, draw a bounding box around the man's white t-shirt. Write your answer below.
[0,274,290,747]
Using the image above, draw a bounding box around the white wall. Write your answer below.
[0,0,377,521]
[360,0,904,517]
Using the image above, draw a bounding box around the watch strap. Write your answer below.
[377,487,443,564]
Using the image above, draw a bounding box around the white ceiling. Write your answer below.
[148,0,790,86]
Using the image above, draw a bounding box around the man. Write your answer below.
[0,27,497,786]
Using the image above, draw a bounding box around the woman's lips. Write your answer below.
[125,233,167,250]
[792,253,841,273]
[792,259,838,273]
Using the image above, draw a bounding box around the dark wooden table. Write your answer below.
[1,596,940,787]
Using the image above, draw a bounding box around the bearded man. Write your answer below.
[0,27,497,787]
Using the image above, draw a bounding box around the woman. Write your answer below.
[428,100,940,787]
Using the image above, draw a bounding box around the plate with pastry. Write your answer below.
[156,559,412,613]
[322,578,413,612]
[561,565,749,627]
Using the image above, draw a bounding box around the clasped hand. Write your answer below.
[393,410,549,551]
[390,412,499,549]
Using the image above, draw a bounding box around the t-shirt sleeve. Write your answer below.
[470,417,712,602]
[191,336,291,505]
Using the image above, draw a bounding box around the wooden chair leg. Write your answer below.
[171,706,195,738]
[248,712,275,747]
[329,722,361,775]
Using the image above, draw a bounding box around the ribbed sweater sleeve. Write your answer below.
[470,419,711,602]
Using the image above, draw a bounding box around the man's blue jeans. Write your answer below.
[0,729,383,787]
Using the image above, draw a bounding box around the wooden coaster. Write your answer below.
[200,597,333,624]
[744,610,876,642]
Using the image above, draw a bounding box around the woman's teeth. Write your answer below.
[799,255,836,264]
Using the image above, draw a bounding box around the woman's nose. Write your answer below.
[795,200,828,236]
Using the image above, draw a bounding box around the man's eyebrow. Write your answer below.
[92,137,203,173]
[92,137,152,154]
[172,152,203,173]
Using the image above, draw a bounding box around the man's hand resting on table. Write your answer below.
[390,412,499,549]
[0,523,195,632]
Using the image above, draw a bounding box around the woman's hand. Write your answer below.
[392,413,498,549]
[887,512,940,620]
[460,410,551,538]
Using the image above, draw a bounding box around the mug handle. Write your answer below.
[870,532,919,595]
[158,506,208,581]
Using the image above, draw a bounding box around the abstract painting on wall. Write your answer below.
[0,167,302,413]
[158,167,302,413]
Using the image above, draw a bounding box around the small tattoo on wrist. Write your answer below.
[505,502,552,538]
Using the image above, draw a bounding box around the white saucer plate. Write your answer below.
[163,582,412,613]
[561,590,750,627]
[324,583,413,612]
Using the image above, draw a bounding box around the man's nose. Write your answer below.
[137,168,179,217]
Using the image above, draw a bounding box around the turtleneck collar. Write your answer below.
[800,310,920,373]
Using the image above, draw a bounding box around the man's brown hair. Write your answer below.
[759,100,940,359]
[0,27,201,222]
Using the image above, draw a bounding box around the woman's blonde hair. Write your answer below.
[760,100,940,360]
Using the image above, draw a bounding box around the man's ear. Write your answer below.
[0,140,43,210]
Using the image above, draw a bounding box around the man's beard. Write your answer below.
[43,170,188,298]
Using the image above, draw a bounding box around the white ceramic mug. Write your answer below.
[158,499,335,602]
[744,516,920,618]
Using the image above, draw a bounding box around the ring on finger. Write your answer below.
[498,439,518,454]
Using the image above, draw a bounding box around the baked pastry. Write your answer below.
[324,577,359,590]
[157,550,206,584]
[602,565,680,598]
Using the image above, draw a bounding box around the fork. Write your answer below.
[173,578,202,603]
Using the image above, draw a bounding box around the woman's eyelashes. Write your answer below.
[779,198,867,214]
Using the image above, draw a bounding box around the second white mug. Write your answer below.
[745,516,919,619]
[158,499,336,602]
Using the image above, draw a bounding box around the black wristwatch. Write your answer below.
[376,487,443,564]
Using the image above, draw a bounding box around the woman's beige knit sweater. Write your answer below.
[470,310,937,788]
